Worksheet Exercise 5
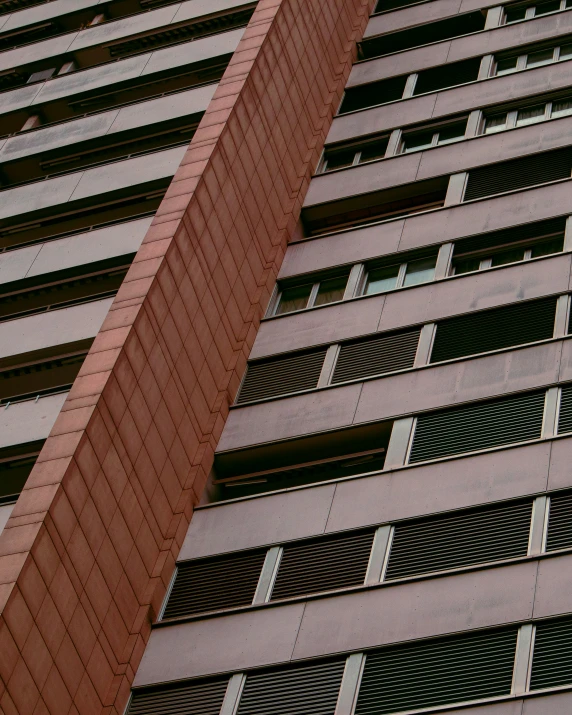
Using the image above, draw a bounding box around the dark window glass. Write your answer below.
[505,5,527,21]
[364,265,400,295]
[359,139,389,163]
[323,148,357,172]
[530,235,564,257]
[275,284,312,314]
[314,276,348,306]
[535,0,561,15]
[451,257,481,275]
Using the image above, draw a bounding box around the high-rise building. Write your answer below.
[2,0,572,712]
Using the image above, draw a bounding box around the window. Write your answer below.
[483,94,572,134]
[401,120,467,153]
[450,220,565,276]
[363,256,437,295]
[493,38,572,76]
[272,274,349,316]
[504,0,571,24]
[320,136,389,173]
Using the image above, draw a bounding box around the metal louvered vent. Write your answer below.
[430,297,556,363]
[332,329,420,384]
[270,530,375,600]
[464,147,572,202]
[409,391,545,463]
[385,500,532,580]
[162,549,266,619]
[546,491,572,551]
[530,617,572,691]
[237,348,327,404]
[127,677,228,715]
[237,660,345,715]
[558,384,572,434]
[355,628,518,715]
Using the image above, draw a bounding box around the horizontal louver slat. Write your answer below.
[332,329,420,384]
[430,297,557,363]
[270,530,375,600]
[453,218,565,257]
[409,391,545,463]
[127,677,228,715]
[162,550,267,619]
[546,492,572,551]
[237,660,345,715]
[464,148,572,202]
[558,384,572,434]
[386,501,532,580]
[355,628,518,715]
[530,617,572,691]
[236,349,327,404]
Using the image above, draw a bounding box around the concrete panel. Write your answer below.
[326,441,552,533]
[350,11,572,87]
[397,183,572,251]
[349,41,452,86]
[173,0,251,22]
[1,0,100,32]
[354,341,562,424]
[441,704,522,715]
[0,392,68,450]
[532,553,572,617]
[0,217,150,287]
[251,294,385,359]
[546,436,572,491]
[30,54,150,109]
[217,383,363,452]
[0,34,77,74]
[1,84,215,165]
[279,222,403,279]
[292,561,538,659]
[69,145,187,202]
[304,152,422,207]
[523,691,572,713]
[0,297,113,360]
[311,115,572,207]
[0,504,14,535]
[66,6,181,52]
[0,84,45,117]
[0,111,118,163]
[0,245,43,286]
[107,83,216,134]
[27,217,152,278]
[381,254,570,330]
[364,0,464,37]
[133,604,306,686]
[141,27,244,76]
[328,61,572,145]
[554,337,572,384]
[179,484,337,559]
[0,172,82,221]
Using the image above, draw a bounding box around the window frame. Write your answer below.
[319,135,390,174]
[482,94,572,135]
[493,38,572,77]
[271,274,350,316]
[503,0,569,24]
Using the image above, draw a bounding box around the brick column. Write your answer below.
[0,0,373,712]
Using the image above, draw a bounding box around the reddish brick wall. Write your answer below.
[0,0,372,712]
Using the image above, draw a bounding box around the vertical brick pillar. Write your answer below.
[0,0,373,712]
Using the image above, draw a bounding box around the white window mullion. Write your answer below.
[512,624,535,696]
[220,673,247,715]
[364,525,394,584]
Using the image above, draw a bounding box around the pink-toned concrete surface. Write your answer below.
[0,0,372,711]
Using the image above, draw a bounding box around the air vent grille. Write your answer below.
[430,297,556,363]
[355,628,518,715]
[270,530,376,600]
[385,500,532,580]
[127,677,228,715]
[409,391,545,463]
[530,617,572,691]
[464,147,572,202]
[236,349,327,404]
[558,384,572,434]
[546,491,572,551]
[237,660,345,715]
[332,329,420,384]
[162,549,266,619]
